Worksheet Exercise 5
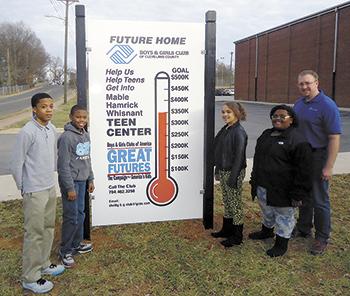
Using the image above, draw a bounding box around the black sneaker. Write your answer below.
[73,242,93,254]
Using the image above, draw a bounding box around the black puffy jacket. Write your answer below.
[250,127,312,207]
[214,122,247,188]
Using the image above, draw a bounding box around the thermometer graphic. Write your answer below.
[146,72,178,206]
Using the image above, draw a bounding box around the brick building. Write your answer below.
[234,2,350,107]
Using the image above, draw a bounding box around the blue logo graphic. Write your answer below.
[76,142,90,156]
[107,45,137,64]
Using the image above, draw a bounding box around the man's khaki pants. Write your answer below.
[22,187,56,283]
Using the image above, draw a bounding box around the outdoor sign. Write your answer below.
[88,20,205,226]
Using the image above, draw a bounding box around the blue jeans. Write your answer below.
[257,186,296,239]
[60,181,86,255]
[297,150,330,243]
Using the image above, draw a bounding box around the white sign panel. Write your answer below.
[88,20,205,226]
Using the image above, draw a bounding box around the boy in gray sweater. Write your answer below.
[11,93,65,294]
[57,104,94,268]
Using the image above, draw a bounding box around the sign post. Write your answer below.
[75,5,91,240]
[203,11,216,229]
[75,5,87,107]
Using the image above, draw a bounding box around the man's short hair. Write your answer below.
[298,70,319,81]
[31,93,53,108]
[70,104,87,116]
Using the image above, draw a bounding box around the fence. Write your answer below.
[0,85,29,96]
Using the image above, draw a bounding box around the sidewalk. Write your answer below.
[1,152,349,201]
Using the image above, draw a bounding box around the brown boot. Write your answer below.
[310,239,327,255]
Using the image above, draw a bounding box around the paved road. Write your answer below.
[0,98,349,175]
[215,99,271,157]
[215,98,350,158]
[0,85,64,118]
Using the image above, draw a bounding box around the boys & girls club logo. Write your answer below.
[107,45,137,64]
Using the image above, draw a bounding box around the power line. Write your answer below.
[68,5,76,44]
[49,0,64,19]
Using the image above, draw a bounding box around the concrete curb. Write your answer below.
[0,128,64,135]
[0,172,60,202]
[2,153,349,202]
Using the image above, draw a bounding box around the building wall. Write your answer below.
[234,4,350,107]
[235,42,249,100]
[336,7,350,106]
[266,27,290,103]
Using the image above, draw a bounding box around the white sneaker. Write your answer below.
[60,253,75,268]
[41,263,65,276]
[73,242,93,254]
[22,278,54,294]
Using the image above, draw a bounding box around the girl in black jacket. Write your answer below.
[211,102,247,247]
[249,105,312,257]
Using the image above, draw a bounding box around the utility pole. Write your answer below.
[219,57,224,87]
[230,51,234,88]
[216,56,224,87]
[58,0,79,104]
[7,48,11,87]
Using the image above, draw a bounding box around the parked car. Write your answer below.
[215,88,234,96]
[215,88,226,96]
[224,88,234,96]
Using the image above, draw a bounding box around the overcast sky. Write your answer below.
[1,0,347,68]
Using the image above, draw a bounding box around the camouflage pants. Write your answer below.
[219,169,245,225]
[257,186,296,239]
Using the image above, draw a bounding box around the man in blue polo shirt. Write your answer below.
[293,70,342,255]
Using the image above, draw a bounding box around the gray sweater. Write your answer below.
[57,122,94,192]
[11,119,56,193]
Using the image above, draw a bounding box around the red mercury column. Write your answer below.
[147,72,178,206]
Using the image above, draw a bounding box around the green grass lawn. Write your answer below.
[10,98,76,129]
[1,175,349,295]
[50,99,76,128]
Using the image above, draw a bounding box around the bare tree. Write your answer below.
[0,22,49,87]
[216,62,234,88]
[47,56,64,85]
[68,68,76,88]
